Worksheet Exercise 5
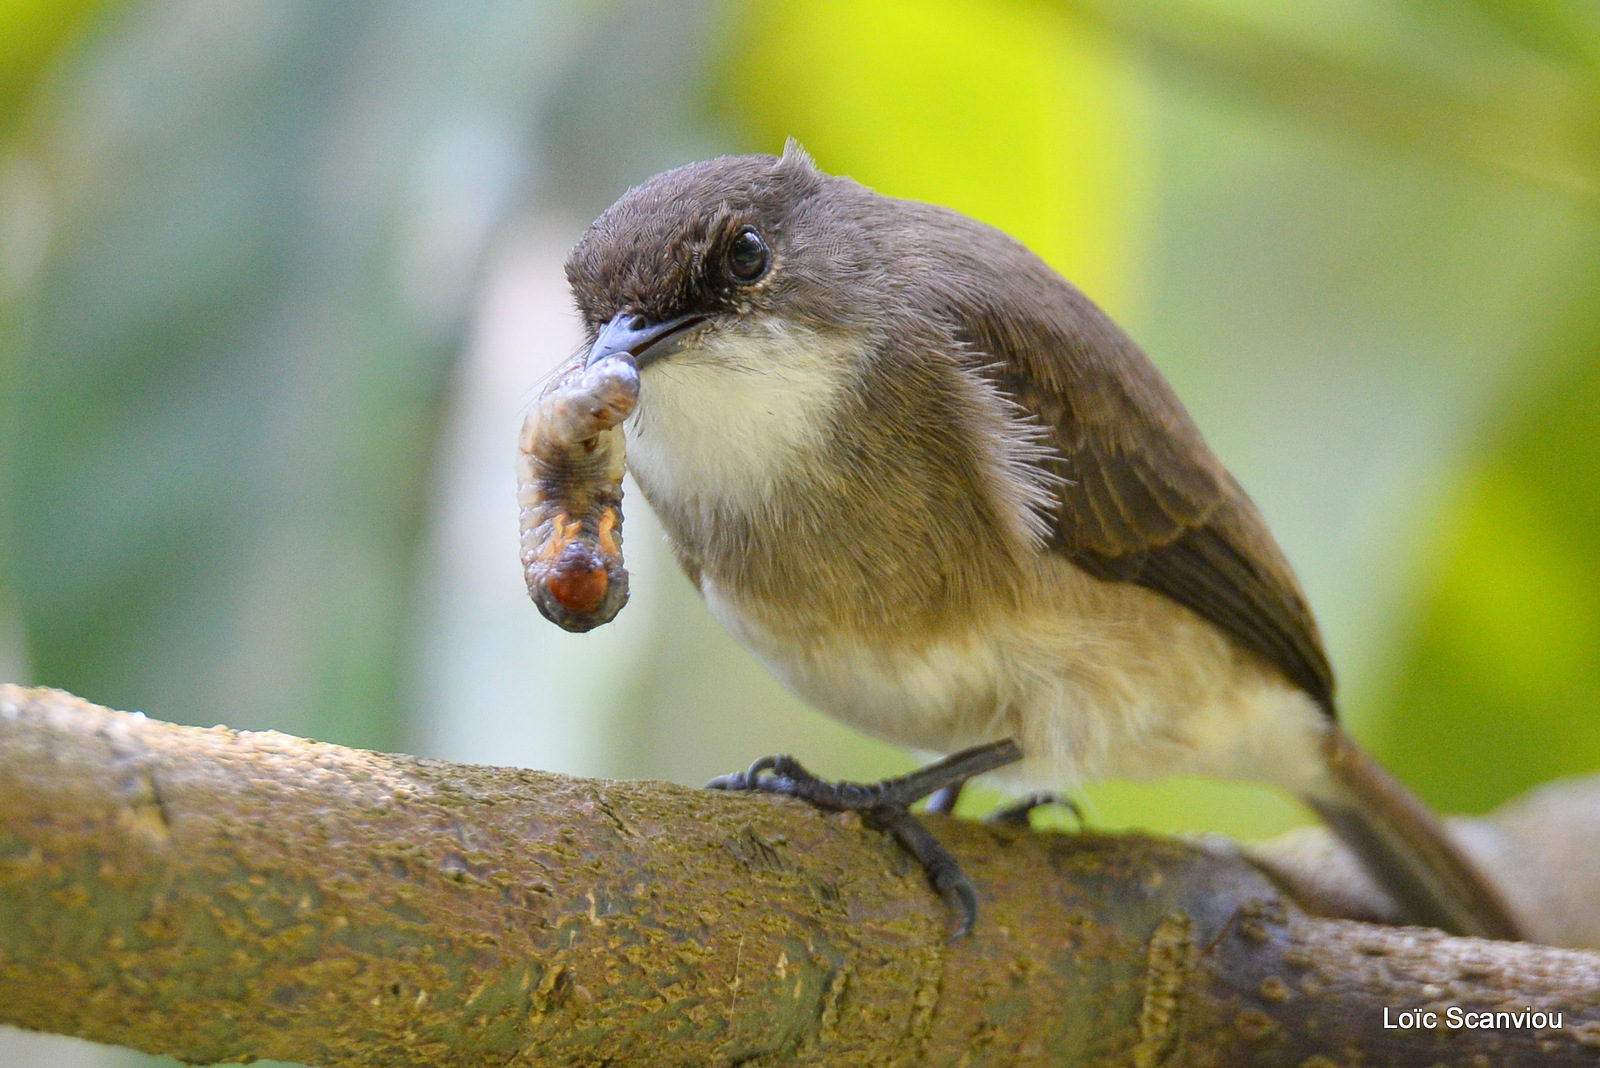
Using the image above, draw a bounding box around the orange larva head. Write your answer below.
[546,543,609,614]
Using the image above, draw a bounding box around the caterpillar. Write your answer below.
[516,353,638,632]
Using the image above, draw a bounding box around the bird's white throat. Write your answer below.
[623,318,861,525]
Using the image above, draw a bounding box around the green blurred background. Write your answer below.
[1,0,1596,1064]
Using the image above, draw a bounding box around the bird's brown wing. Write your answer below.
[926,229,1335,713]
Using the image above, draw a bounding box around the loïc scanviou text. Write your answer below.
[1383,1007,1562,1030]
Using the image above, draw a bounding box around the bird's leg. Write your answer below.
[927,784,1084,827]
[985,791,1085,828]
[706,741,1020,810]
[706,739,1022,936]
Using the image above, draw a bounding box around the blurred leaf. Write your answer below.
[1059,0,1600,197]
[0,0,120,688]
[1458,0,1600,67]
[1373,259,1600,812]
[717,0,1154,320]
[0,0,110,124]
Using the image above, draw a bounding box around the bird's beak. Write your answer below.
[586,310,707,370]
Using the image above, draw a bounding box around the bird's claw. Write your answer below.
[985,791,1085,828]
[705,740,1023,937]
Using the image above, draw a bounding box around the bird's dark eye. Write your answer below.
[725,227,769,282]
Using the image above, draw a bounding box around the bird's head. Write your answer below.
[564,141,884,373]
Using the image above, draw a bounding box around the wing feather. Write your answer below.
[911,206,1336,712]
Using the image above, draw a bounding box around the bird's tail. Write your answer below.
[1302,727,1523,941]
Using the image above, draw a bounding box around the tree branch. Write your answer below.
[2,684,1599,1066]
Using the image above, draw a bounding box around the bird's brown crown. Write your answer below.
[565,144,830,334]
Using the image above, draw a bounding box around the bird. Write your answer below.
[550,141,1522,941]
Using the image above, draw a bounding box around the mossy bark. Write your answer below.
[2,684,1599,1066]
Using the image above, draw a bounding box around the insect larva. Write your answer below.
[517,354,639,632]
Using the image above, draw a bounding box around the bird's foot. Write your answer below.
[706,739,1022,937]
[705,741,1021,811]
[984,791,1085,828]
